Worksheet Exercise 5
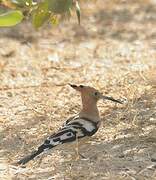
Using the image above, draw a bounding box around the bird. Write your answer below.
[16,84,123,165]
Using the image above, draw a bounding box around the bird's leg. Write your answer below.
[75,137,80,160]
[74,137,87,160]
[78,152,86,159]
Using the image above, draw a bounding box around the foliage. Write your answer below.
[0,10,24,26]
[0,0,81,28]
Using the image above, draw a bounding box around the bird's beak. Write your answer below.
[102,95,123,104]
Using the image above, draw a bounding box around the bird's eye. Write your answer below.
[94,92,98,96]
[80,85,84,88]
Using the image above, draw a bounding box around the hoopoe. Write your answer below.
[17,84,122,165]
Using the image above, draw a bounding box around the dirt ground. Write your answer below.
[0,0,156,179]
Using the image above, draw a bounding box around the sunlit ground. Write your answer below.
[0,0,156,179]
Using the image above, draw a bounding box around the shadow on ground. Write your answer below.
[1,88,156,179]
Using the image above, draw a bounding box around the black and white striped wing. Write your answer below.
[17,117,99,165]
[42,117,99,149]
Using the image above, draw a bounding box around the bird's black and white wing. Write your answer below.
[17,116,99,165]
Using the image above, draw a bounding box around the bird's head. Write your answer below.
[69,84,123,104]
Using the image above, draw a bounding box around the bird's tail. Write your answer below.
[16,143,53,165]
[17,150,41,165]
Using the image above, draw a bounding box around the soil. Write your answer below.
[0,0,156,179]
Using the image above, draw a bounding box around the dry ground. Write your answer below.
[0,0,156,179]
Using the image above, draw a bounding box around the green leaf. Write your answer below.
[50,16,59,25]
[0,7,7,14]
[12,0,26,6]
[32,1,51,29]
[11,0,33,7]
[0,10,24,27]
[75,1,80,24]
[47,0,73,14]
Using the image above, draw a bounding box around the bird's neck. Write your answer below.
[79,98,100,122]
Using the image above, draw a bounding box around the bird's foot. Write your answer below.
[79,152,87,159]
[75,152,88,161]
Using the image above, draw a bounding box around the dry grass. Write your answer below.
[0,0,156,179]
